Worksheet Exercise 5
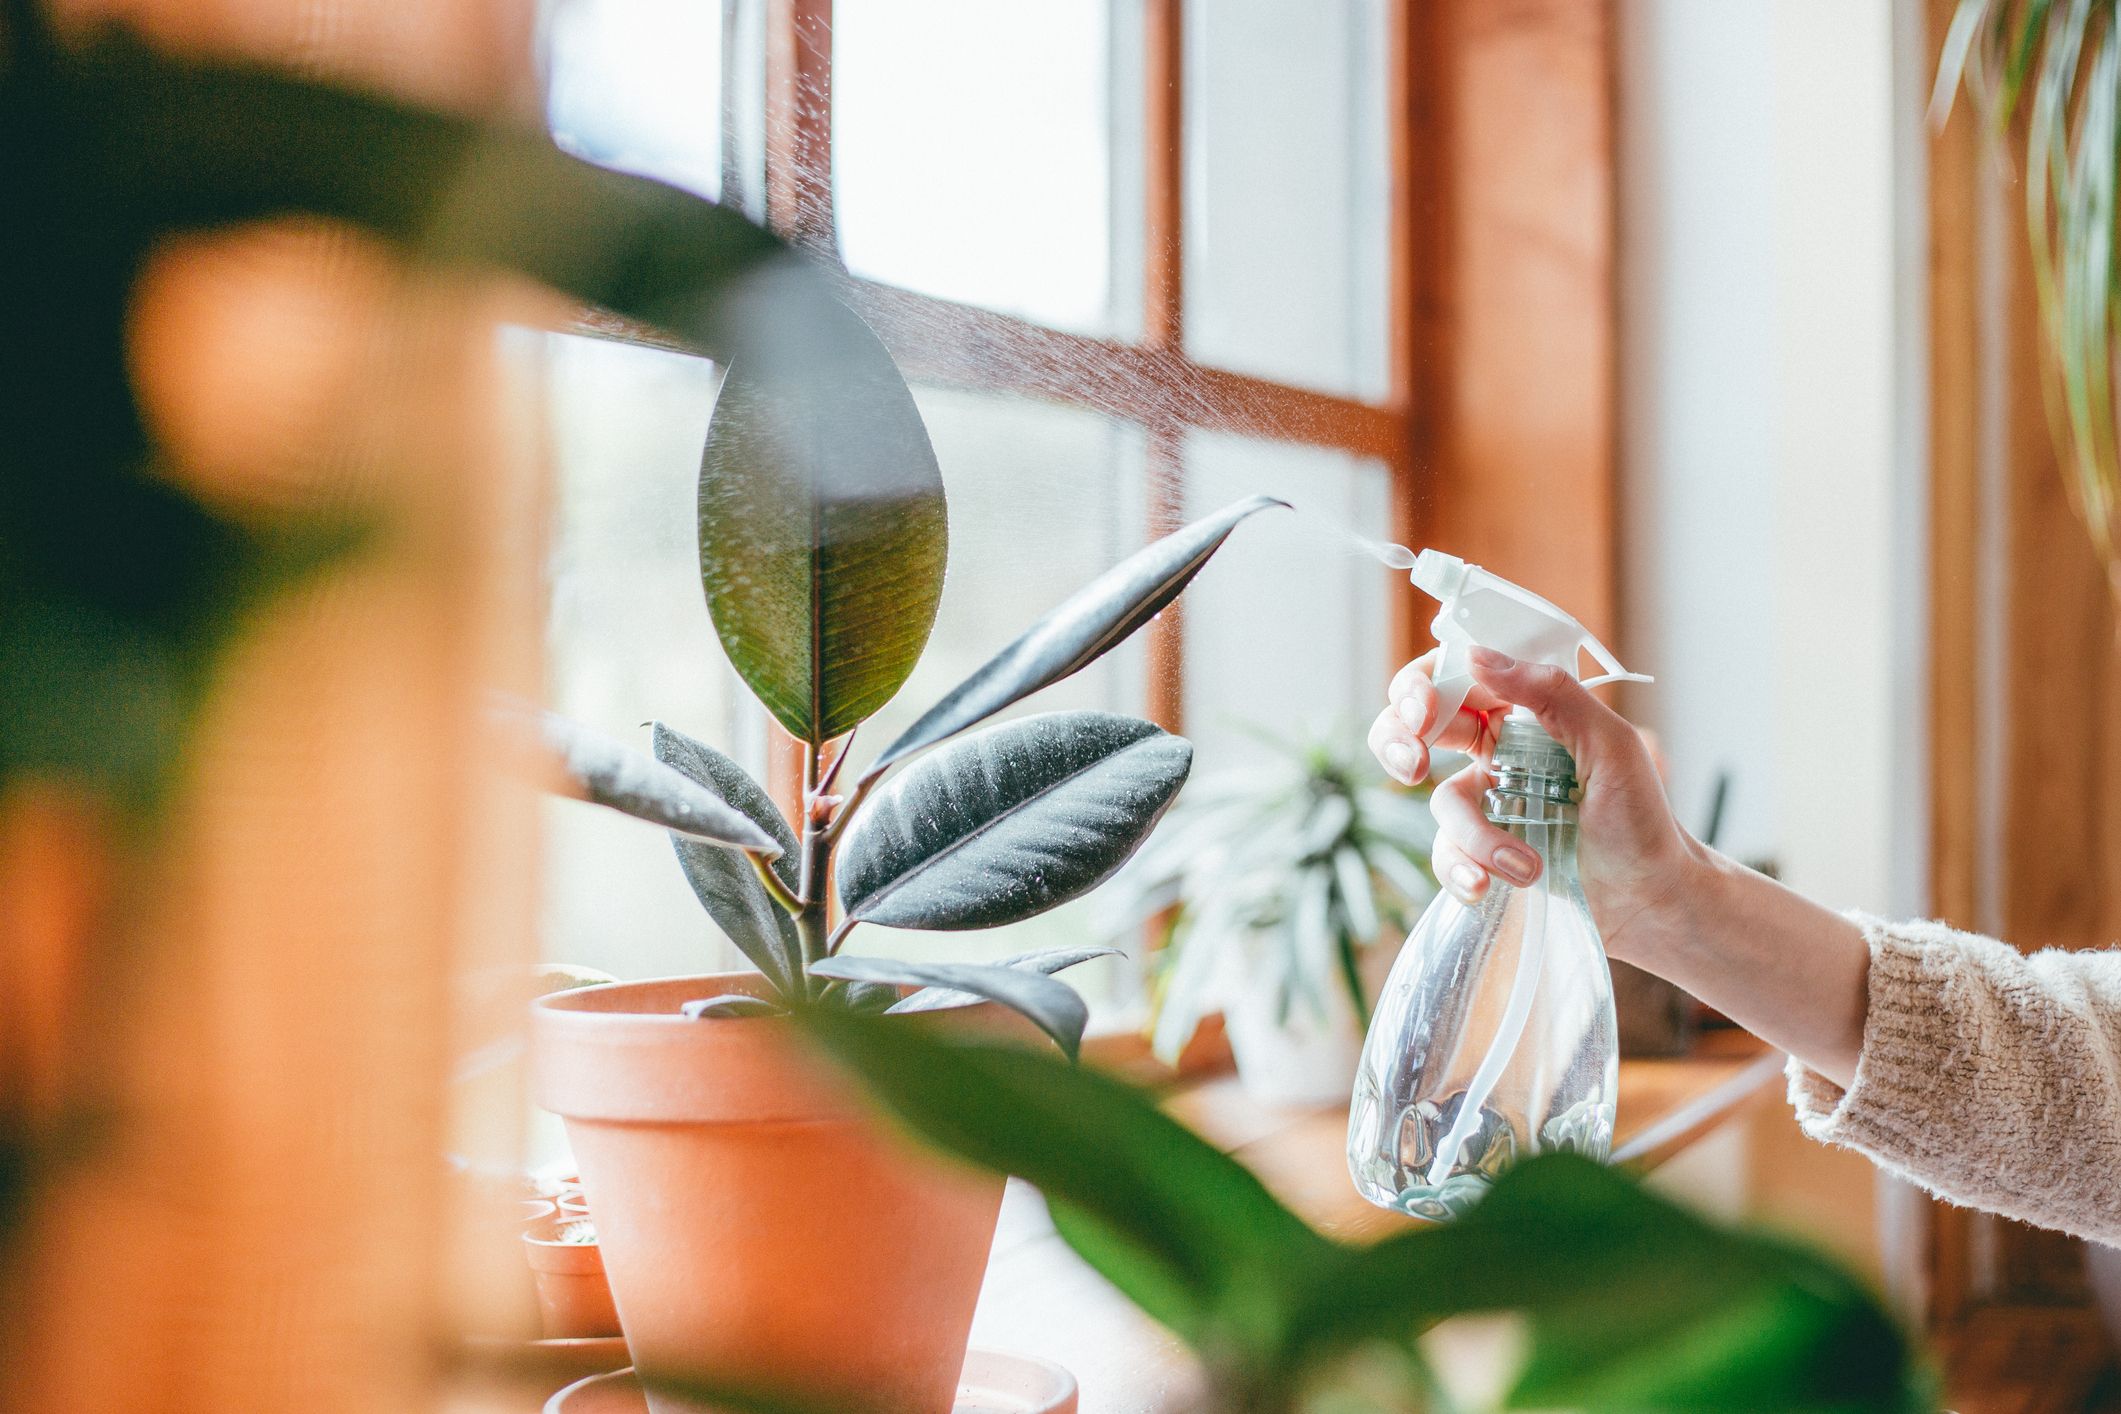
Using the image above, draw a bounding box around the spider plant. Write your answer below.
[1939,0,2121,592]
[1099,730,1437,1065]
[544,334,1288,1055]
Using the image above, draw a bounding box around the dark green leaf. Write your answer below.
[536,710,781,853]
[797,1005,1333,1354]
[865,496,1286,779]
[699,299,947,744]
[838,711,1192,930]
[806,956,1088,1059]
[888,945,1123,1014]
[819,979,902,1014]
[679,994,784,1020]
[653,723,803,995]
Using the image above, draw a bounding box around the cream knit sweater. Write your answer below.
[1786,913,2121,1246]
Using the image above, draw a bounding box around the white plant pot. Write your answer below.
[1217,936,1391,1109]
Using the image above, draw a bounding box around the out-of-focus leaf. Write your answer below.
[888,945,1122,1014]
[838,712,1191,930]
[653,723,802,993]
[698,297,946,744]
[536,710,781,853]
[798,1005,1333,1357]
[679,994,784,1020]
[806,956,1090,1060]
[863,496,1286,779]
[1288,1155,1931,1413]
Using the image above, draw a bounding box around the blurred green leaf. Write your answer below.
[698,298,947,744]
[1295,1156,1930,1412]
[805,1011,1933,1414]
[806,956,1090,1060]
[798,1004,1332,1359]
[864,495,1286,779]
[838,711,1191,931]
[653,723,803,995]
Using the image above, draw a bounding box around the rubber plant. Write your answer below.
[545,331,1288,1052]
[1099,730,1438,1064]
[1939,0,2121,595]
[799,1004,1937,1414]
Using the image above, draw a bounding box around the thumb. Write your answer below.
[1466,646,1622,768]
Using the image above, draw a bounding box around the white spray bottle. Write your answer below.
[1347,550,1650,1220]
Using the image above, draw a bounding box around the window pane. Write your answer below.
[834,0,1138,335]
[539,335,765,980]
[546,0,725,200]
[1182,433,1394,774]
[1185,0,1389,398]
[841,390,1147,1015]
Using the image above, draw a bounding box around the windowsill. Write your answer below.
[970,1030,1783,1412]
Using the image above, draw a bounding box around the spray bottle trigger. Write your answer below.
[1580,669,1655,691]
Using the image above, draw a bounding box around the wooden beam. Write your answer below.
[1404,0,1618,639]
[764,0,833,251]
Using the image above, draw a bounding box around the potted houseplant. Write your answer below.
[531,290,1284,1412]
[1101,731,1436,1105]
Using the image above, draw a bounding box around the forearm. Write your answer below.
[1617,847,1870,1088]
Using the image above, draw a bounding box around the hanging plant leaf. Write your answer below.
[806,956,1092,1061]
[680,994,785,1020]
[888,945,1123,1014]
[865,496,1286,779]
[698,298,948,745]
[653,722,803,995]
[535,709,780,853]
[838,711,1192,932]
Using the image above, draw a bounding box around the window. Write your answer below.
[537,0,1412,1023]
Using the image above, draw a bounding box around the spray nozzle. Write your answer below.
[1406,550,1651,746]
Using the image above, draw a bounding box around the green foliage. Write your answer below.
[578,484,1278,1034]
[653,723,805,995]
[1100,730,1439,1063]
[1939,0,2121,590]
[807,955,1092,1059]
[837,711,1192,931]
[802,1006,1938,1414]
[863,493,1287,779]
[697,301,949,745]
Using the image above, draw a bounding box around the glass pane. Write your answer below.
[539,335,765,980]
[834,0,1138,335]
[1185,0,1389,398]
[545,0,724,199]
[1181,433,1394,775]
[841,390,1147,1015]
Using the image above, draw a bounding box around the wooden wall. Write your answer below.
[1924,0,2121,1330]
[1398,0,1619,650]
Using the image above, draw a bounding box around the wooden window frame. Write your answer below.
[567,0,1618,817]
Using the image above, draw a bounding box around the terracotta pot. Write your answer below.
[532,975,1008,1414]
[523,1223,623,1340]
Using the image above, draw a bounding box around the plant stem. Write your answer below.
[793,740,832,992]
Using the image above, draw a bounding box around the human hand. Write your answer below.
[1367,645,1703,965]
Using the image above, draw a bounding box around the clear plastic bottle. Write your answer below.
[1346,717,1618,1221]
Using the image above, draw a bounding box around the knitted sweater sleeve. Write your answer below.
[1786,913,2121,1246]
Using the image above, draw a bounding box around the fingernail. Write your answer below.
[1448,863,1485,900]
[1471,646,1517,671]
[1382,743,1416,782]
[1394,696,1425,731]
[1493,846,1537,885]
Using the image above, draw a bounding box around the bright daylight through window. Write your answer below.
[538,0,1397,1026]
